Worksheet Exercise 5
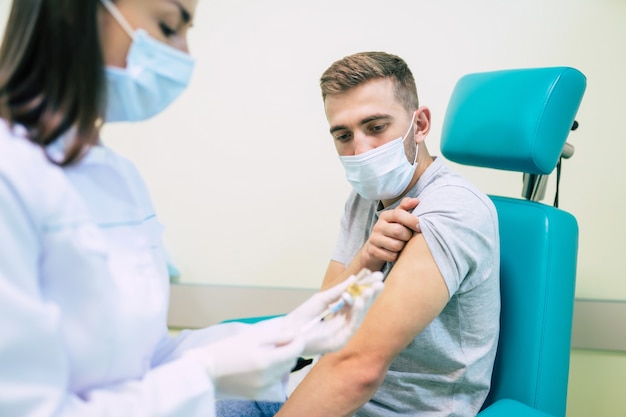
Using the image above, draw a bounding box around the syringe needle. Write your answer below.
[300,297,346,334]
[299,268,373,335]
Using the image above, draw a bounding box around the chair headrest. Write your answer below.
[440,67,586,174]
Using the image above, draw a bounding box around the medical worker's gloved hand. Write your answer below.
[283,269,385,357]
[184,324,305,401]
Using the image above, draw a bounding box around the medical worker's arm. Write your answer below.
[0,177,220,416]
[1,174,368,416]
[276,233,449,417]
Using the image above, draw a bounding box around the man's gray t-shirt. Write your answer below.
[331,157,500,417]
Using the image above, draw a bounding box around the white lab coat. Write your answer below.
[0,120,246,416]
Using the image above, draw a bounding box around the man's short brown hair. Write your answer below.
[320,51,419,112]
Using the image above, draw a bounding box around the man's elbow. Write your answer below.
[355,365,387,394]
[333,352,388,394]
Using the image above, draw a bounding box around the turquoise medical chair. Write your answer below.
[440,67,586,417]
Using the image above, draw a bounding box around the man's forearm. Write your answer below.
[277,352,382,417]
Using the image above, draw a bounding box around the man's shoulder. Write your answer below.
[417,161,495,215]
[420,158,484,194]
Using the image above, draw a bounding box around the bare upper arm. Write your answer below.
[334,232,450,370]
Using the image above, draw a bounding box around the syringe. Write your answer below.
[300,268,372,334]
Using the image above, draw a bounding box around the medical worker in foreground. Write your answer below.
[0,1,384,416]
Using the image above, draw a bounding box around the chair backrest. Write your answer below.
[440,67,586,417]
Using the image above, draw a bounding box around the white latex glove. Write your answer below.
[184,323,305,401]
[283,269,384,356]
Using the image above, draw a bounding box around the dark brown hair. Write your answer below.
[0,0,105,165]
[320,51,419,112]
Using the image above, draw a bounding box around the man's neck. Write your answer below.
[380,149,434,208]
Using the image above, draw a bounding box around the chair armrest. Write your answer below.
[478,400,555,417]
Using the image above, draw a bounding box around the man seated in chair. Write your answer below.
[219,52,501,417]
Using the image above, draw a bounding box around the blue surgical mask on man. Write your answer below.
[339,112,418,201]
[99,0,195,122]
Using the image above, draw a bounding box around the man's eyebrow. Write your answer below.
[329,124,348,135]
[329,114,393,135]
[361,114,393,125]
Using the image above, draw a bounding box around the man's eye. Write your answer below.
[335,133,352,143]
[370,124,386,133]
[159,22,176,37]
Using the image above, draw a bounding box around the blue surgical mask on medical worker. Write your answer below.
[100,0,195,122]
[339,112,418,200]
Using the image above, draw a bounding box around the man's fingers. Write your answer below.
[386,210,420,233]
[399,197,419,210]
[370,228,409,251]
[368,238,402,261]
[370,247,399,263]
[394,198,421,232]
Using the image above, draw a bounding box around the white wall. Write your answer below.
[102,0,626,298]
[1,0,624,298]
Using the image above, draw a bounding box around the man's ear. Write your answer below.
[414,106,431,144]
